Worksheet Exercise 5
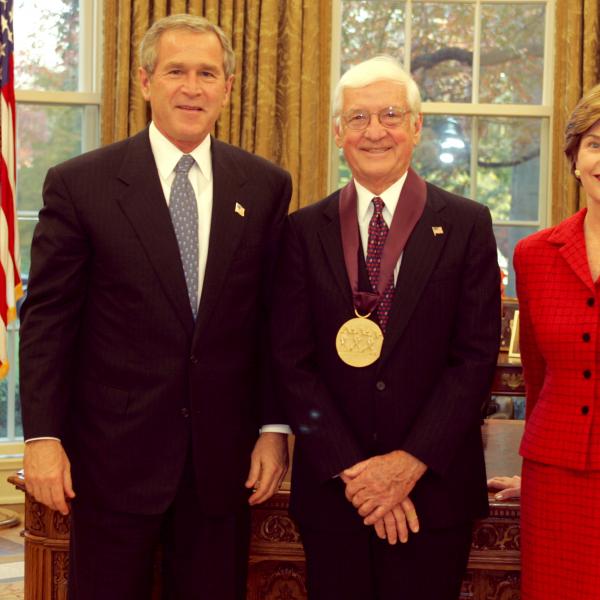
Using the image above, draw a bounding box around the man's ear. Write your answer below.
[412,113,423,145]
[139,67,151,101]
[222,74,235,107]
[334,119,344,148]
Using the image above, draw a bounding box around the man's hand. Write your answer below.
[246,432,288,505]
[373,496,420,545]
[342,450,427,525]
[23,439,75,515]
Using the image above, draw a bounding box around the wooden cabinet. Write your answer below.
[493,351,525,397]
[10,420,523,600]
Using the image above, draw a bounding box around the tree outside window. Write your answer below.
[336,0,552,298]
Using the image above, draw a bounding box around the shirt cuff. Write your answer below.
[259,424,292,435]
[25,437,61,443]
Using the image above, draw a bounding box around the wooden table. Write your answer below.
[10,420,523,600]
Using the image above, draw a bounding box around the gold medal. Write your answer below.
[336,310,383,367]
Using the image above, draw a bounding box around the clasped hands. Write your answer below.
[341,450,427,545]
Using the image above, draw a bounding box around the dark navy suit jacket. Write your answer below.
[20,129,292,516]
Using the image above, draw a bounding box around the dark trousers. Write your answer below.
[299,520,473,600]
[68,459,250,600]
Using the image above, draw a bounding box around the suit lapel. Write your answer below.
[317,193,354,308]
[115,129,194,333]
[549,209,594,291]
[380,185,449,364]
[193,138,247,335]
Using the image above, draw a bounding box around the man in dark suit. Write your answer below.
[272,56,500,600]
[19,14,291,600]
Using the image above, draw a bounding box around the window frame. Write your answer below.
[330,0,556,235]
[1,0,102,446]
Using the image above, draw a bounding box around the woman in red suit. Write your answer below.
[489,83,600,599]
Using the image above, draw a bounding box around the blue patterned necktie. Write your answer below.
[169,154,199,318]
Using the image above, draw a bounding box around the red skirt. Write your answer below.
[521,459,600,599]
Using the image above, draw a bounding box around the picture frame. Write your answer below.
[508,309,520,359]
[500,298,519,351]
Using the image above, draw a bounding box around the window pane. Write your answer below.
[495,224,537,298]
[16,103,93,277]
[413,115,472,198]
[17,218,37,280]
[479,3,545,104]
[477,117,541,222]
[14,0,81,92]
[412,2,474,102]
[0,328,22,440]
[341,1,406,75]
[0,379,8,438]
[17,103,88,211]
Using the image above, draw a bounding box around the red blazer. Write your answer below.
[515,208,600,470]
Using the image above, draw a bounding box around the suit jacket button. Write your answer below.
[190,355,199,364]
[181,408,190,418]
[583,369,592,379]
[588,297,595,307]
[376,381,386,391]
[582,405,590,415]
[583,332,591,342]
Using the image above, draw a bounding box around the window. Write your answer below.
[0,0,101,443]
[333,0,554,297]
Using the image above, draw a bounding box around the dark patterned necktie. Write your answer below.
[169,154,199,318]
[366,197,395,331]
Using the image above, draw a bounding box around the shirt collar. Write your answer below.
[148,122,213,182]
[354,172,408,222]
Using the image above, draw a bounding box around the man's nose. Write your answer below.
[182,74,203,94]
[363,118,388,140]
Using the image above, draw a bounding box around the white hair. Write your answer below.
[332,56,421,123]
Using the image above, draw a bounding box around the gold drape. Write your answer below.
[101,0,332,210]
[551,0,600,224]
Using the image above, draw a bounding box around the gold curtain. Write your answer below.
[551,0,600,224]
[102,0,332,210]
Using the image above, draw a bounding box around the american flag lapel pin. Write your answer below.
[432,226,444,236]
[235,202,245,217]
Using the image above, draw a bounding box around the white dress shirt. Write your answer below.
[148,122,213,301]
[354,171,408,284]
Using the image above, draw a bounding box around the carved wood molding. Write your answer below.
[472,521,521,552]
[26,499,45,535]
[52,552,69,600]
[52,511,71,536]
[248,561,307,600]
[500,372,525,391]
[252,513,302,545]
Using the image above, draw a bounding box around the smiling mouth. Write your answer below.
[361,147,391,154]
[178,105,204,112]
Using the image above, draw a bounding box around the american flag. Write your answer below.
[1,0,22,379]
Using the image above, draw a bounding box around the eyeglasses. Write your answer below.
[341,106,410,131]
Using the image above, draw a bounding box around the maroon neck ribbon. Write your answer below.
[339,168,427,316]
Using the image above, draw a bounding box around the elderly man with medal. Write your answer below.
[271,55,501,600]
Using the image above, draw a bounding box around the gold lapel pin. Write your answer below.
[432,226,444,236]
[235,202,246,217]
